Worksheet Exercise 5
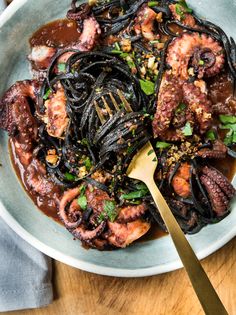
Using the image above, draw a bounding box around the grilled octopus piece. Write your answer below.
[197,140,227,159]
[152,74,213,139]
[0,80,60,199]
[29,15,101,78]
[58,185,150,248]
[167,32,225,80]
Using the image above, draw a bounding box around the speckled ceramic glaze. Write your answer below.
[0,0,235,277]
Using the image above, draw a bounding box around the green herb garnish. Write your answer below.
[43,88,52,100]
[175,103,186,114]
[148,1,159,7]
[148,149,154,156]
[156,141,171,149]
[206,130,216,141]
[81,138,89,146]
[175,0,192,20]
[84,157,92,171]
[139,79,155,96]
[182,122,193,136]
[121,190,148,200]
[199,60,205,66]
[58,63,66,72]
[114,42,120,51]
[219,115,236,145]
[98,200,117,223]
[111,49,123,54]
[77,185,87,210]
[77,195,87,211]
[64,172,76,181]
[219,115,236,124]
[178,0,192,13]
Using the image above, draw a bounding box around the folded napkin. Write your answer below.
[0,217,53,312]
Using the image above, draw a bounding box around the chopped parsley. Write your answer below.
[219,115,236,124]
[57,63,66,72]
[121,183,149,200]
[148,1,159,7]
[156,141,171,149]
[43,88,52,100]
[148,149,154,156]
[84,157,92,171]
[182,122,193,136]
[206,130,216,141]
[139,79,155,96]
[175,0,192,20]
[64,172,76,181]
[77,195,87,211]
[77,185,87,211]
[219,115,236,145]
[121,189,148,200]
[114,42,121,51]
[98,200,118,223]
[175,103,186,114]
[199,60,205,66]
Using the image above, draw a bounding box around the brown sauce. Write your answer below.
[9,139,62,223]
[30,19,80,48]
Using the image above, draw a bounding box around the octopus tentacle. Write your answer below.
[152,73,183,138]
[182,81,212,133]
[197,140,227,159]
[167,33,224,80]
[116,203,148,223]
[200,175,229,216]
[72,221,106,241]
[202,166,236,199]
[134,5,159,41]
[58,187,82,229]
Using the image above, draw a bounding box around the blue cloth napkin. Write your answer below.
[0,217,53,312]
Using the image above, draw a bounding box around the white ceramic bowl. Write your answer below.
[0,0,235,277]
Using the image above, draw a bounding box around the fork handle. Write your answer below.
[146,179,228,315]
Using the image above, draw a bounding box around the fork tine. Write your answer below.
[109,92,120,111]
[101,96,113,116]
[117,89,133,112]
[94,100,106,124]
[94,89,133,125]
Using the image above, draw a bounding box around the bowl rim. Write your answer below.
[0,198,236,277]
[0,0,235,278]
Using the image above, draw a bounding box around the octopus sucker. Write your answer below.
[72,221,107,241]
[202,166,236,199]
[152,74,213,139]
[167,32,225,80]
[200,175,229,216]
[197,140,227,159]
[152,73,184,138]
[58,187,82,229]
[116,203,148,223]
[182,81,212,133]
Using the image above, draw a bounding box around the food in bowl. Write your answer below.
[0,0,236,250]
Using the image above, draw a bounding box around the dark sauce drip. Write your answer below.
[9,20,236,242]
[30,19,80,48]
[9,139,62,223]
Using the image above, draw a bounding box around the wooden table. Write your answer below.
[4,237,236,315]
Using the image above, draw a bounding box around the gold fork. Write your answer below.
[96,90,228,315]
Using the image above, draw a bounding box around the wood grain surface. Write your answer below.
[3,237,235,315]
